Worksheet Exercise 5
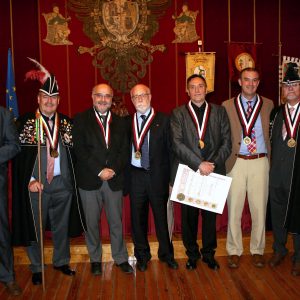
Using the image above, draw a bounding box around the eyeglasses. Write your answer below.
[93,93,113,99]
[131,93,150,101]
[282,83,299,88]
[40,94,59,101]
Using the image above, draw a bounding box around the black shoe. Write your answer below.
[160,257,179,269]
[136,260,148,272]
[116,262,134,274]
[91,262,102,275]
[186,259,197,270]
[202,257,220,270]
[32,272,42,285]
[54,264,76,276]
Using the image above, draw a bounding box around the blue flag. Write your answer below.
[6,48,19,119]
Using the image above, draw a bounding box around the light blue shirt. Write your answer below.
[131,108,151,167]
[239,94,267,155]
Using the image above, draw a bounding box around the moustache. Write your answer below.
[96,101,109,105]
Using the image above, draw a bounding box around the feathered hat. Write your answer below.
[25,58,59,96]
[282,62,300,84]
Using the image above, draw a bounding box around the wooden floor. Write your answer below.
[1,254,300,299]
[2,233,299,299]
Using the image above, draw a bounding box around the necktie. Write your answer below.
[140,115,150,170]
[46,119,54,184]
[282,107,295,140]
[246,101,257,154]
[100,115,106,130]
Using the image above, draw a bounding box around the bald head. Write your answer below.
[130,84,152,114]
[92,83,113,114]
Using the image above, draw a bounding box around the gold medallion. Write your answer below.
[243,136,251,145]
[50,149,59,158]
[177,193,185,201]
[135,151,141,159]
[199,140,205,149]
[287,138,296,148]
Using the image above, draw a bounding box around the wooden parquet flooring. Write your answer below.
[1,232,298,299]
[1,254,300,299]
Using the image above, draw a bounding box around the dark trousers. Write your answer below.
[26,176,72,273]
[130,167,174,262]
[0,175,14,283]
[270,185,300,262]
[181,204,217,260]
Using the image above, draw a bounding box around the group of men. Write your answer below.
[1,64,300,296]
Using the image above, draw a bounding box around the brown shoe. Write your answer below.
[252,254,265,268]
[269,253,285,267]
[4,281,22,296]
[291,261,300,276]
[228,255,240,268]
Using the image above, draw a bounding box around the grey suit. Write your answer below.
[26,139,74,272]
[0,106,20,283]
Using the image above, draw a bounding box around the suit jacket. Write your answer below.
[73,108,129,191]
[170,103,231,184]
[130,111,171,196]
[222,95,274,173]
[0,106,20,177]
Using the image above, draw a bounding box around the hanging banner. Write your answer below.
[186,52,215,93]
[228,42,261,82]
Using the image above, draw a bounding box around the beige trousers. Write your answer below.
[226,157,269,256]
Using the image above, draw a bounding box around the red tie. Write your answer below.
[246,101,257,154]
[46,119,54,184]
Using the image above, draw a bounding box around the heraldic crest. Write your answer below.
[68,0,170,93]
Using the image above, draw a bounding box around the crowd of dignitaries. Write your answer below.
[1,65,300,295]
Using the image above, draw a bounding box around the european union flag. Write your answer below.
[6,48,19,119]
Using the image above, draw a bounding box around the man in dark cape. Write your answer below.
[269,62,300,276]
[12,71,85,285]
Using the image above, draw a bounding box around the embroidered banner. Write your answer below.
[227,42,261,82]
[185,52,215,93]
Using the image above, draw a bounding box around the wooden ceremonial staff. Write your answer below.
[36,111,46,291]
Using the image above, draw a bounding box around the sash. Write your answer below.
[187,100,210,149]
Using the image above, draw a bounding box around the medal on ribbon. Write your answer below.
[283,104,300,148]
[187,100,211,149]
[39,110,60,157]
[234,94,262,144]
[95,110,112,148]
[132,108,155,159]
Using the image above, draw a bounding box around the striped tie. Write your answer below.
[246,101,257,154]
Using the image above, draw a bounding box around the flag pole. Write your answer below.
[35,111,46,291]
[9,0,15,72]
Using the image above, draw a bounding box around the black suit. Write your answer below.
[73,108,128,191]
[0,106,20,283]
[129,111,174,262]
[73,108,129,264]
[170,103,231,260]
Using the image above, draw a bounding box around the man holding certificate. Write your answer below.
[170,74,231,270]
[222,67,273,269]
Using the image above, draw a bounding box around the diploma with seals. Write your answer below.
[170,163,232,214]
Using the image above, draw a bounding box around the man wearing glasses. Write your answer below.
[269,63,300,276]
[73,83,133,275]
[13,73,85,285]
[129,83,178,272]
